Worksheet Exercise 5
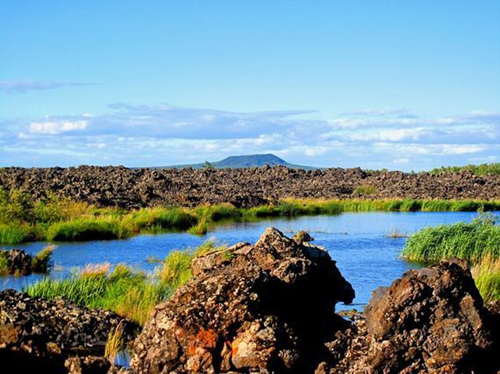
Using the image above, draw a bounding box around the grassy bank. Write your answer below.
[401,214,500,263]
[23,241,221,324]
[1,187,499,244]
[402,213,500,302]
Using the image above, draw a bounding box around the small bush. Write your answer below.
[429,163,500,176]
[352,185,377,197]
[187,219,209,235]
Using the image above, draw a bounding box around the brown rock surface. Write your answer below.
[319,259,499,374]
[0,166,498,209]
[130,228,355,373]
[0,249,33,275]
[0,289,138,373]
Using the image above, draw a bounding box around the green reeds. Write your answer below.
[0,223,34,244]
[125,207,197,233]
[0,254,8,276]
[105,321,126,363]
[46,218,131,241]
[402,214,500,263]
[471,256,500,303]
[160,250,194,289]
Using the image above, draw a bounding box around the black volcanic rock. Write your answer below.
[317,259,499,374]
[0,166,499,209]
[0,289,138,373]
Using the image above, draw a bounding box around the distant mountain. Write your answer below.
[162,154,317,170]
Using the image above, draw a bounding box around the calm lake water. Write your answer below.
[0,211,480,310]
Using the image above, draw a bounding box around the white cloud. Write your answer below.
[393,158,410,164]
[0,105,498,169]
[0,80,94,93]
[29,120,88,134]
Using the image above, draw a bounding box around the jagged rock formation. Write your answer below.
[0,166,498,209]
[131,228,355,373]
[317,259,499,374]
[0,289,138,373]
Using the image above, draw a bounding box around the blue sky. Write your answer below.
[1,1,499,170]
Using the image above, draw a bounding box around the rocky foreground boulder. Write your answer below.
[131,229,498,374]
[318,259,499,374]
[0,249,33,275]
[0,289,138,373]
[131,228,355,373]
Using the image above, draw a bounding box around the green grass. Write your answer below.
[402,214,500,263]
[125,207,197,233]
[24,264,169,325]
[0,254,8,276]
[472,256,500,303]
[23,241,223,324]
[0,223,34,244]
[46,218,131,241]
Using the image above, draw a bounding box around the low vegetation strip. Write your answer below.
[429,162,500,176]
[401,214,500,263]
[1,187,500,244]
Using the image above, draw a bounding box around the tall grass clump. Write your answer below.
[31,244,56,273]
[125,207,197,233]
[471,255,500,302]
[24,263,169,324]
[402,213,500,263]
[0,223,34,244]
[46,218,130,241]
[0,254,8,276]
[105,321,126,363]
[160,250,194,288]
[194,204,241,222]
